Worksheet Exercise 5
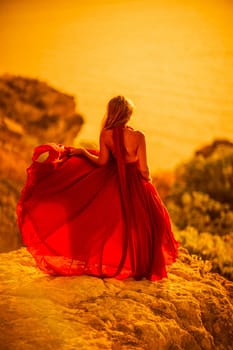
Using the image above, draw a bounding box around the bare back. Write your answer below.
[102,126,151,181]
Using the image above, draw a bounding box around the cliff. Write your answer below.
[0,74,84,146]
[0,246,232,350]
[0,74,84,252]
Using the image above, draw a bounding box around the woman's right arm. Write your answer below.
[137,132,152,182]
[69,129,110,166]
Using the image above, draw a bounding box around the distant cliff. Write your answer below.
[0,74,84,252]
[0,74,84,146]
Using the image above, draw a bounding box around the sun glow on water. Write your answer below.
[1,0,233,171]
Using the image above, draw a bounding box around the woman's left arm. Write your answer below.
[69,129,110,166]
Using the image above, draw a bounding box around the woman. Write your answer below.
[17,95,178,281]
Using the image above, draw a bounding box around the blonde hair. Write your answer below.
[103,95,134,129]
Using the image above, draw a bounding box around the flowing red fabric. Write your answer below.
[17,128,179,280]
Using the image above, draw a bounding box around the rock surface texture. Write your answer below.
[0,247,232,350]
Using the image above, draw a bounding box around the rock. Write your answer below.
[0,74,84,146]
[0,247,232,350]
[0,74,84,252]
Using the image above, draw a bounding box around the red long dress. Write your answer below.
[17,126,178,281]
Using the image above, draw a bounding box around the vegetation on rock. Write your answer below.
[174,227,233,281]
[162,140,233,280]
[167,141,233,233]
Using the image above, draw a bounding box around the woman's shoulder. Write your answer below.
[101,126,145,141]
[101,128,112,135]
[127,127,145,140]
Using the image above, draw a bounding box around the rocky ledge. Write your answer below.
[0,247,232,350]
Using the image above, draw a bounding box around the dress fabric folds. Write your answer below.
[17,127,179,281]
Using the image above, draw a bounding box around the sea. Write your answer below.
[1,0,233,172]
